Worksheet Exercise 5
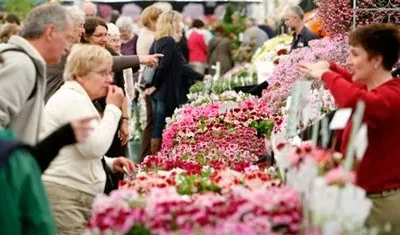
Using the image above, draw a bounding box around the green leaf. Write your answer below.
[127,224,151,235]
[4,0,35,18]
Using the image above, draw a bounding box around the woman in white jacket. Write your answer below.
[41,44,135,235]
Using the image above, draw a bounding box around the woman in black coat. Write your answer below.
[145,11,204,153]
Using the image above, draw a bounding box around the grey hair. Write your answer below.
[65,6,85,25]
[21,4,71,39]
[247,17,257,26]
[115,16,133,32]
[288,6,304,20]
[82,1,98,16]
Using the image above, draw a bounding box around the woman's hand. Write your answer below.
[139,54,164,67]
[203,74,213,80]
[120,119,130,145]
[144,86,156,96]
[112,157,135,174]
[298,61,330,80]
[70,116,99,142]
[106,85,124,108]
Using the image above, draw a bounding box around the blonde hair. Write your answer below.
[0,23,19,43]
[64,44,112,81]
[140,6,163,31]
[155,10,182,42]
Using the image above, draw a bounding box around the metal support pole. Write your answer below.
[352,0,357,29]
[353,0,400,29]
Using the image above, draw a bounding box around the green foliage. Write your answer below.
[219,2,247,49]
[189,67,258,96]
[4,0,36,19]
[177,170,221,195]
[250,120,275,138]
[222,2,234,23]
[127,224,151,235]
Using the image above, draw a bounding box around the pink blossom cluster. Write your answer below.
[277,142,356,185]
[152,99,281,174]
[142,140,261,174]
[262,36,349,113]
[210,168,282,193]
[87,186,302,234]
[315,0,400,36]
[118,172,178,194]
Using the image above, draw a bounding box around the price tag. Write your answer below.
[344,101,366,171]
[329,108,352,130]
[355,124,368,160]
[286,81,311,139]
[322,221,342,235]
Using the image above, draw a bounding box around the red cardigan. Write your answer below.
[187,31,208,63]
[322,62,400,193]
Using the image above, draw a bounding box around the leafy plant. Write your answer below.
[4,0,36,19]
[127,224,151,235]
[250,120,275,138]
[177,171,221,195]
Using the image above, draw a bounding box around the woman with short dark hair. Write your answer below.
[299,23,400,232]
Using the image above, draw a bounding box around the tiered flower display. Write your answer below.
[135,97,282,175]
[87,185,302,235]
[262,36,349,113]
[87,0,390,232]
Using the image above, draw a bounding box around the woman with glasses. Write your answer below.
[42,44,135,234]
[82,17,132,192]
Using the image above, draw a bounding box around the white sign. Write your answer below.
[329,108,352,130]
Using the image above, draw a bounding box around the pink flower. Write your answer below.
[324,166,356,185]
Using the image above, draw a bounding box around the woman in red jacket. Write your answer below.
[299,23,400,233]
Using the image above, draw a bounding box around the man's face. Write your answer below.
[67,23,85,46]
[284,12,298,30]
[119,28,132,42]
[45,16,74,64]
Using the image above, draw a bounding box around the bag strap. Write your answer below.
[0,47,38,101]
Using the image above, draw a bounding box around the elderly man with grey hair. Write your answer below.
[0,3,73,144]
[284,5,319,51]
[82,1,97,17]
[116,16,137,56]
[45,5,85,102]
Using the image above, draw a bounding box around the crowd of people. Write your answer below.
[0,1,399,234]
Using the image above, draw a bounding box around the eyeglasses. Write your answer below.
[108,38,121,44]
[93,70,113,78]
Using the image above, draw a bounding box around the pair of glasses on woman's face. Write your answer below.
[93,70,114,78]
